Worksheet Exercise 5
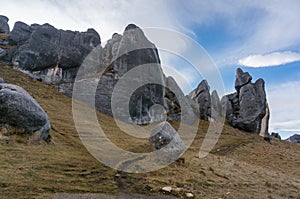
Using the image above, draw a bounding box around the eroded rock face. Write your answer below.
[0,47,17,63]
[149,121,185,162]
[0,15,10,34]
[7,21,35,45]
[12,24,101,71]
[222,68,269,135]
[211,90,222,120]
[0,83,50,140]
[164,76,196,123]
[95,24,165,124]
[189,80,211,120]
[235,68,252,92]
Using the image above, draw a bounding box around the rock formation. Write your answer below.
[0,19,101,84]
[164,76,196,123]
[95,24,165,124]
[189,80,211,120]
[271,132,281,140]
[0,15,10,34]
[0,16,272,135]
[7,21,34,45]
[149,121,185,162]
[14,24,100,72]
[0,83,50,140]
[211,90,222,121]
[221,68,269,136]
[285,134,300,144]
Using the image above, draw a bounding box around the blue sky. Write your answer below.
[1,0,300,139]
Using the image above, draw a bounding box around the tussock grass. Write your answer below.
[0,62,299,198]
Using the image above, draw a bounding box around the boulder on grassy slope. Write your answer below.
[149,121,185,162]
[0,83,50,140]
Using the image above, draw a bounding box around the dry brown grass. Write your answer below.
[0,62,299,198]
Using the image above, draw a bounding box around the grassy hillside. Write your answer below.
[0,62,299,198]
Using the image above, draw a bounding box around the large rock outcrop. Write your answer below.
[12,23,101,71]
[211,90,222,120]
[0,20,101,84]
[221,68,269,136]
[7,21,35,45]
[164,76,196,123]
[285,134,300,144]
[1,20,172,124]
[0,83,50,140]
[95,24,165,124]
[189,80,211,120]
[59,24,166,124]
[0,15,9,34]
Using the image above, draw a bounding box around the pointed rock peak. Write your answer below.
[0,15,9,22]
[41,23,54,28]
[235,68,252,91]
[125,24,140,31]
[197,80,210,91]
[111,33,122,41]
[254,78,265,87]
[166,76,176,83]
[236,68,252,80]
[118,23,156,55]
[211,90,220,100]
[87,28,97,33]
[236,68,243,77]
[123,23,146,39]
[189,80,210,100]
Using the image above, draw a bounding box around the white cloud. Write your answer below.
[267,81,300,138]
[238,51,300,67]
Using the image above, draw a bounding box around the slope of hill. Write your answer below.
[0,62,299,198]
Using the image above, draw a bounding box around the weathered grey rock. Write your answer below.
[0,84,50,140]
[221,93,239,118]
[285,134,300,144]
[189,80,211,120]
[271,132,281,140]
[102,33,122,67]
[0,15,9,34]
[211,90,221,120]
[222,68,269,135]
[235,78,267,133]
[235,68,252,92]
[0,78,4,83]
[96,24,165,124]
[149,121,185,162]
[0,46,18,63]
[164,76,196,123]
[12,24,101,71]
[7,21,35,45]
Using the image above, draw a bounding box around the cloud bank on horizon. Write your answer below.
[239,51,300,68]
[1,0,300,138]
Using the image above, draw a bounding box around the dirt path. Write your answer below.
[53,193,179,199]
